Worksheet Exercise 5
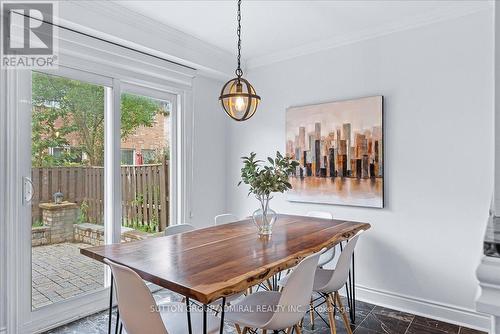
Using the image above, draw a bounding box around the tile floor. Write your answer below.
[43,290,487,334]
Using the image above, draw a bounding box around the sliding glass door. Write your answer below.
[14,66,180,333]
[30,71,108,310]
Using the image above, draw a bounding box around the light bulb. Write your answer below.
[235,96,246,112]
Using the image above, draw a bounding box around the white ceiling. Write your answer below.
[114,0,491,68]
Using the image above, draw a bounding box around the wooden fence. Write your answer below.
[31,161,169,231]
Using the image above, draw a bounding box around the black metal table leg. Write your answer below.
[114,309,120,334]
[186,297,193,334]
[346,252,356,324]
[219,297,226,334]
[203,304,208,334]
[108,273,114,334]
[352,253,356,323]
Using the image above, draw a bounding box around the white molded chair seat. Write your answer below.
[159,302,220,334]
[225,291,280,328]
[119,308,220,334]
[306,211,333,219]
[104,259,220,334]
[278,266,334,291]
[318,248,336,267]
[214,213,239,225]
[281,231,364,334]
[164,223,195,236]
[118,302,220,334]
[307,211,336,267]
[314,231,363,293]
[279,231,363,293]
[225,249,324,331]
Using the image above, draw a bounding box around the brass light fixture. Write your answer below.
[219,0,260,121]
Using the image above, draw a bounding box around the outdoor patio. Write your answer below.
[32,243,104,309]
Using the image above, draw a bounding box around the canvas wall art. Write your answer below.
[286,96,384,208]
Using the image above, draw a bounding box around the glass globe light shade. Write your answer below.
[219,77,260,121]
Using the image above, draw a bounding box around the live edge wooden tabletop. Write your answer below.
[81,214,370,304]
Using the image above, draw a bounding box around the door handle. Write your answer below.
[23,176,34,204]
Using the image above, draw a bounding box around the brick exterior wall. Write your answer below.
[38,106,170,164]
[121,113,170,152]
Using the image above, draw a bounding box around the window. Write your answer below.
[142,149,156,164]
[48,146,83,164]
[121,149,135,165]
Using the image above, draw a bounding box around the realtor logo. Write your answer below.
[1,2,58,68]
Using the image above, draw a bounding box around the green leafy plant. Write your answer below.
[123,218,157,234]
[32,72,163,167]
[32,219,44,228]
[77,200,89,224]
[132,193,144,206]
[238,151,299,201]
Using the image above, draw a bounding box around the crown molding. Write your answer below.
[246,4,493,70]
[31,1,495,77]
[57,1,235,79]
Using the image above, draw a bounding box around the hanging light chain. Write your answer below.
[236,0,243,78]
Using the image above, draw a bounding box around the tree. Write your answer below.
[32,72,161,166]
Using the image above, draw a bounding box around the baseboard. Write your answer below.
[355,285,492,333]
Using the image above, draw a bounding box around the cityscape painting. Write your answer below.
[286,96,384,208]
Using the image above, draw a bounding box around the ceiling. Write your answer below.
[114,1,491,68]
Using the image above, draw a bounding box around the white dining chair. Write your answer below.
[306,211,333,220]
[164,223,195,236]
[225,248,325,333]
[307,211,336,267]
[104,258,220,334]
[278,230,363,333]
[214,213,239,225]
[310,230,365,334]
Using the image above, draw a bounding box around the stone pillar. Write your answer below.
[39,202,78,244]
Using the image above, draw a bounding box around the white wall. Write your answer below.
[190,75,228,227]
[226,10,494,330]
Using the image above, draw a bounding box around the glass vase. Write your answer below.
[252,196,277,235]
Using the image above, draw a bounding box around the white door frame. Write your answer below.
[2,27,195,334]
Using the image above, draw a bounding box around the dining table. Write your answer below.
[81,214,370,334]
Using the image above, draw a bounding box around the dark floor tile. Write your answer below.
[45,318,103,334]
[356,300,377,313]
[340,296,376,313]
[412,315,459,333]
[354,326,383,334]
[356,312,412,334]
[459,327,488,334]
[338,296,375,321]
[302,309,360,334]
[407,322,453,334]
[371,306,415,323]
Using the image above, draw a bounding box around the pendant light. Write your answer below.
[219,0,261,121]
